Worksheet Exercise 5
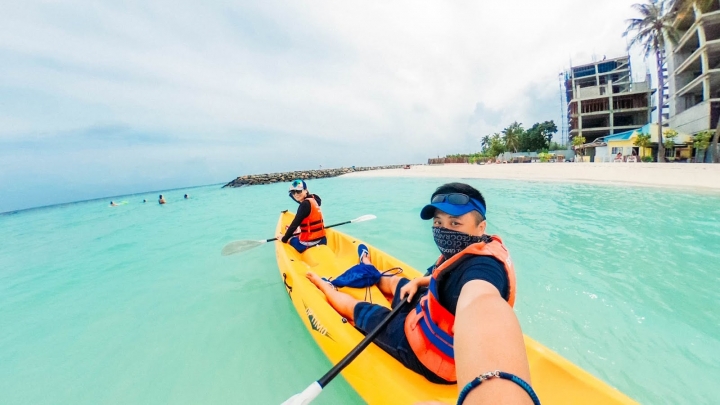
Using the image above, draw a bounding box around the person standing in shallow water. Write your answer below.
[277,179,327,253]
[306,182,537,405]
[158,195,166,204]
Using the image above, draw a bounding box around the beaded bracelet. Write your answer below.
[456,370,541,405]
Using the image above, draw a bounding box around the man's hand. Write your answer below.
[400,276,431,300]
[400,278,421,300]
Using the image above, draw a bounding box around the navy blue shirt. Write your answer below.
[428,255,510,314]
[396,255,509,383]
[354,253,511,384]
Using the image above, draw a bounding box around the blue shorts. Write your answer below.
[353,278,452,384]
[288,236,327,253]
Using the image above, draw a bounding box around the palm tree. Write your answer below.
[502,122,523,153]
[624,0,680,162]
[633,133,652,159]
[671,0,720,162]
[692,130,712,162]
[663,129,679,160]
[572,135,586,160]
[481,135,491,152]
[490,133,505,155]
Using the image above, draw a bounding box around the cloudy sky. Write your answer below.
[0,0,650,212]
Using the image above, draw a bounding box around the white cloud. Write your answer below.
[0,0,653,211]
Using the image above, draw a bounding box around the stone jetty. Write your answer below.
[222,165,406,188]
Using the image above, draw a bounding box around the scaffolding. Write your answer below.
[564,55,653,142]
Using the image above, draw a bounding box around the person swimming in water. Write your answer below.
[158,195,166,204]
[184,194,189,199]
[110,201,118,207]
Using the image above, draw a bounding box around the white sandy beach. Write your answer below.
[343,163,720,191]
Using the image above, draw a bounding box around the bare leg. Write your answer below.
[361,251,402,297]
[376,275,402,297]
[360,252,372,265]
[307,272,362,321]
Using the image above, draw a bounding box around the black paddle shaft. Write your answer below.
[324,220,350,229]
[271,220,352,243]
[317,298,410,388]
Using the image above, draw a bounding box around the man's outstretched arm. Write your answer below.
[452,279,533,405]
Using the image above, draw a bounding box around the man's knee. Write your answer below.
[379,275,401,292]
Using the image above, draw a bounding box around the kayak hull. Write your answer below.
[275,212,637,404]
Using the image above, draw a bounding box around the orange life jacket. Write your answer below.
[299,197,325,242]
[403,235,516,382]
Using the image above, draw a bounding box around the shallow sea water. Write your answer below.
[1,177,719,404]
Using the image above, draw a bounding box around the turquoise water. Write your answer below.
[1,178,719,404]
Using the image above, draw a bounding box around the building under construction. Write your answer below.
[565,56,653,143]
[666,2,720,138]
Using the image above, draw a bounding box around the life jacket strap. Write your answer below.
[418,300,454,357]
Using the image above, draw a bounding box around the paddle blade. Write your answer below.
[281,382,322,405]
[221,240,264,256]
[351,214,376,223]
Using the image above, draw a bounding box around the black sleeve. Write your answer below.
[439,256,509,314]
[282,201,311,242]
[459,256,508,300]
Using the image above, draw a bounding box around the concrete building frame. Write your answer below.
[565,55,654,143]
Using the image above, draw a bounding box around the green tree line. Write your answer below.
[480,120,562,157]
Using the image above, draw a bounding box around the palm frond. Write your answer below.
[624,0,679,58]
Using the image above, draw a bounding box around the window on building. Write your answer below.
[611,147,622,154]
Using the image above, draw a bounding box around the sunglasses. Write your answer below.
[289,189,304,195]
[431,193,486,216]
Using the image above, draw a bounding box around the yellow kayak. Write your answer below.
[275,211,637,404]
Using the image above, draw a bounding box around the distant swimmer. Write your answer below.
[110,201,118,207]
[143,199,147,203]
[159,195,166,204]
[184,194,189,199]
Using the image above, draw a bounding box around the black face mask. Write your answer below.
[432,227,485,260]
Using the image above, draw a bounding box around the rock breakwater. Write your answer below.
[222,165,406,188]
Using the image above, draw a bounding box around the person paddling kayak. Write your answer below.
[307,182,537,404]
[278,179,327,253]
